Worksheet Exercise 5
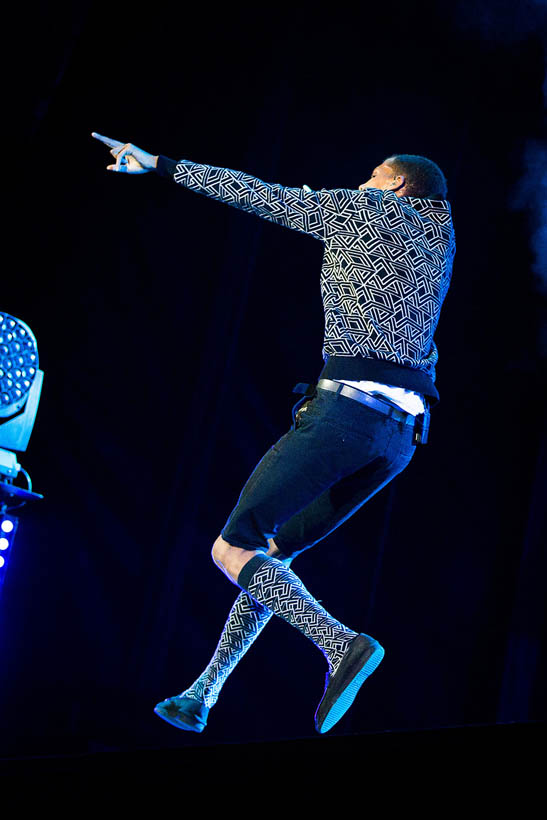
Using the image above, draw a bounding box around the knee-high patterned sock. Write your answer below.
[179,591,273,708]
[237,554,358,676]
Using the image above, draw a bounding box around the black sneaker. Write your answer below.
[154,695,209,732]
[314,633,385,734]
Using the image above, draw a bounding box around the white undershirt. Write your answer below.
[332,379,426,416]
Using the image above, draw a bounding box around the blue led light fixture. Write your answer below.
[0,312,44,601]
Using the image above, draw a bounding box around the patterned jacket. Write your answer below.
[156,156,456,407]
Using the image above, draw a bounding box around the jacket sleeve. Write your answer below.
[155,155,329,241]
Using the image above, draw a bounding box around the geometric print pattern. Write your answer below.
[180,591,273,708]
[243,556,358,676]
[172,160,456,384]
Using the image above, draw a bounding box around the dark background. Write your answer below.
[2,0,546,757]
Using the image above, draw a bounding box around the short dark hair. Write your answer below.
[384,154,448,199]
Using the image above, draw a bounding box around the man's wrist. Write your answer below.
[155,155,181,179]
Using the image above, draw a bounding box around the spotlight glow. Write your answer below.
[0,538,8,551]
[0,556,4,568]
[1,520,14,533]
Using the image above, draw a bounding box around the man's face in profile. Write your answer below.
[359,159,402,192]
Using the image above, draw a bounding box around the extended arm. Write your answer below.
[91,132,367,242]
[156,155,328,241]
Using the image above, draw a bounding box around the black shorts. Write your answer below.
[220,385,417,558]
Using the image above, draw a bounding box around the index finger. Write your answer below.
[91,132,124,149]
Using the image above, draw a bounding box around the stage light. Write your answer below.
[0,312,44,603]
[0,312,43,452]
[0,516,17,543]
[0,513,19,596]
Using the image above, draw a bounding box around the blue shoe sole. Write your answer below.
[154,697,208,733]
[316,637,385,734]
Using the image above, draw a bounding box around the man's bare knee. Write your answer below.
[212,535,230,570]
[213,535,293,577]
[212,535,262,583]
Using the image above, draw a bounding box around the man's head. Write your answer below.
[359,154,448,199]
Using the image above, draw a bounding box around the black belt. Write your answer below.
[292,379,430,444]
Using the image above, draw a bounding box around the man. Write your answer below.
[91,132,456,734]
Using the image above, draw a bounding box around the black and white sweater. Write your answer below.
[156,156,456,409]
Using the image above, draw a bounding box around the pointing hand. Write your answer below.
[91,132,158,173]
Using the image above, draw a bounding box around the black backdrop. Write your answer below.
[2,0,546,757]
